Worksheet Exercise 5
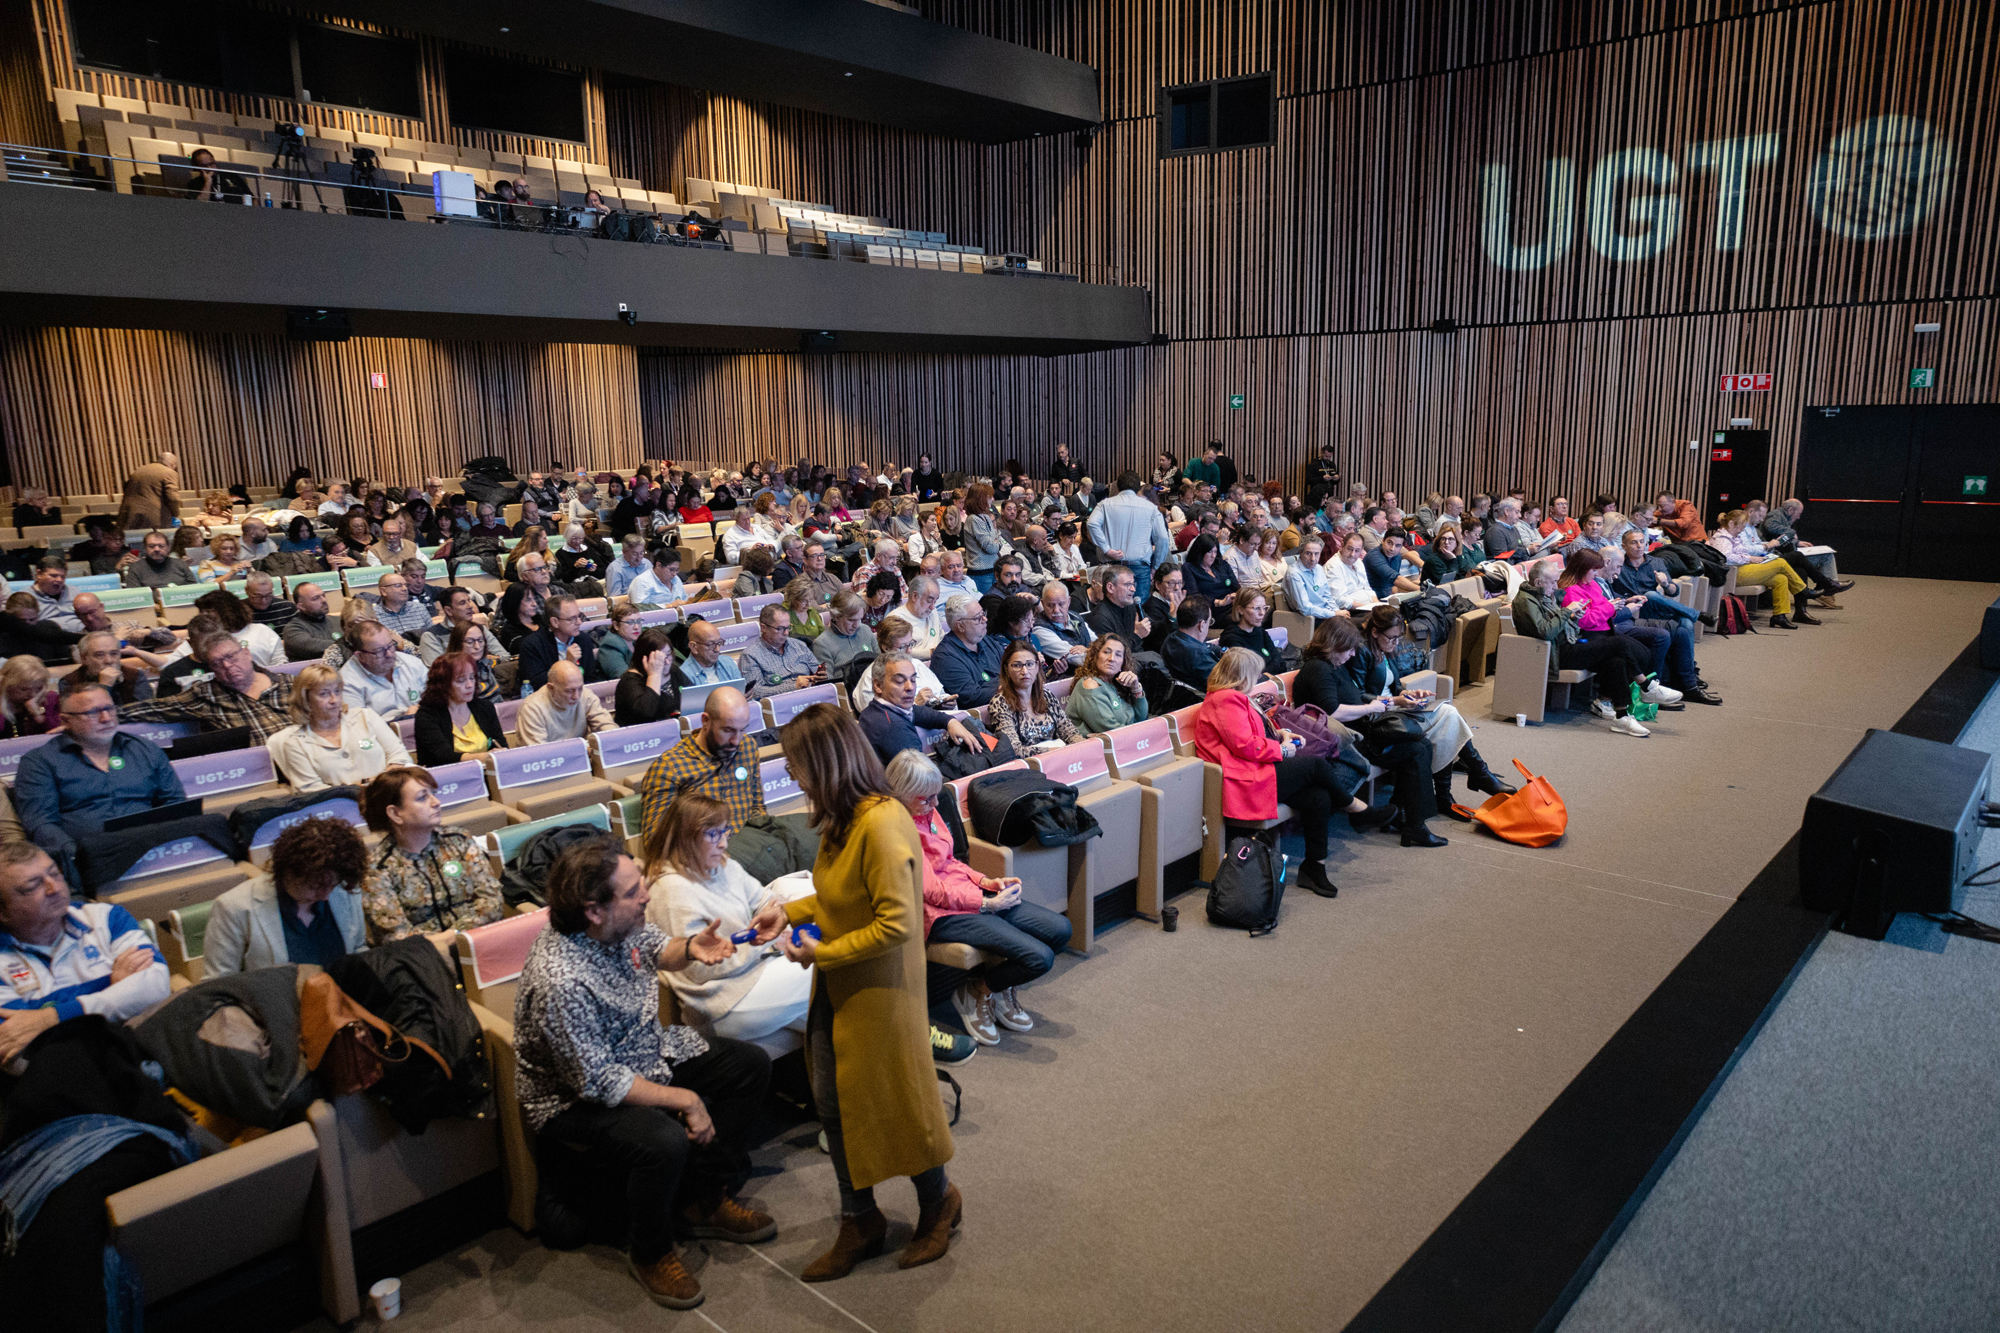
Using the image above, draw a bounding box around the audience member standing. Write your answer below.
[115,452,181,530]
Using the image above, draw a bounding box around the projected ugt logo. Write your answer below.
[1482,116,1954,270]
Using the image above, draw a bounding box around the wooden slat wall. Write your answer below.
[12,0,610,165]
[641,295,1998,508]
[2,0,1994,511]
[0,327,642,495]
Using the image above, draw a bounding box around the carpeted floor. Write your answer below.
[296,577,1997,1333]
[1556,640,2000,1333]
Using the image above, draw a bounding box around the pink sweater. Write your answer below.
[910,809,987,936]
[1559,580,1617,632]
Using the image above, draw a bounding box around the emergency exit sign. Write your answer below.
[1910,367,1936,389]
[1719,373,1772,392]
[1967,475,1989,497]
[1227,394,1245,410]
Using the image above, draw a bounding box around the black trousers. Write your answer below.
[1271,753,1357,863]
[537,1037,771,1264]
[1776,546,1835,591]
[1360,731,1440,827]
[1564,633,1654,710]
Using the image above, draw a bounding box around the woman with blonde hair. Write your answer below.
[781,576,825,641]
[766,704,960,1280]
[190,488,237,533]
[1193,647,1398,897]
[196,532,254,583]
[268,662,410,791]
[644,792,813,1043]
[0,656,57,738]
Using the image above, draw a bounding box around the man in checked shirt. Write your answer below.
[119,631,295,742]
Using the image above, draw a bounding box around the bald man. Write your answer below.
[515,659,614,745]
[116,452,181,530]
[637,685,764,833]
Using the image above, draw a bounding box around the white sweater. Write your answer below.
[267,708,411,792]
[648,859,784,1023]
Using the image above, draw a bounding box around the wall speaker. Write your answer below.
[286,307,351,342]
[1799,729,1992,937]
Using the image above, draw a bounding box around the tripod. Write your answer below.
[269,128,325,211]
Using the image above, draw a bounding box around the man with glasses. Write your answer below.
[121,631,296,741]
[931,594,1009,708]
[419,586,508,666]
[674,618,743,690]
[518,594,596,694]
[367,571,435,645]
[738,605,823,701]
[856,653,977,763]
[16,679,187,887]
[337,621,427,721]
[934,550,979,605]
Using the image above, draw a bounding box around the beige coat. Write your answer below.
[786,795,953,1189]
[117,462,180,530]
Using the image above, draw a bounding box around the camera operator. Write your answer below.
[183,149,251,204]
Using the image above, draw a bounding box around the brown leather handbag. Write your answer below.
[298,969,439,1097]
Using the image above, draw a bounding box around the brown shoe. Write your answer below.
[897,1182,963,1269]
[801,1208,887,1282]
[1813,595,1841,609]
[683,1195,776,1243]
[629,1250,703,1309]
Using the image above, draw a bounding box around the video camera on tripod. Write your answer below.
[267,121,312,209]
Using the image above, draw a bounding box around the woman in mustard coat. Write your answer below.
[774,703,960,1280]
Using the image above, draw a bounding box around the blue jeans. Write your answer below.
[1641,591,1700,623]
[1614,623,1676,684]
[1127,561,1154,604]
[927,901,1073,991]
[970,570,995,593]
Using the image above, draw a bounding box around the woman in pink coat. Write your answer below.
[1192,647,1394,899]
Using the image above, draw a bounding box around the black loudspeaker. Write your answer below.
[286,307,352,342]
[1799,729,1993,938]
[1707,428,1770,515]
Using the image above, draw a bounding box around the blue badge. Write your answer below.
[83,944,101,961]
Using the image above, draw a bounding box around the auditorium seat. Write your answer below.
[160,899,212,982]
[943,760,1073,935]
[1489,621,1593,724]
[590,718,681,790]
[97,828,248,924]
[486,738,622,820]
[429,758,521,835]
[1026,739,1140,953]
[485,804,613,881]
[1102,717,1206,921]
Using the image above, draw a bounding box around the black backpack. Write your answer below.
[502,824,608,907]
[1205,836,1288,936]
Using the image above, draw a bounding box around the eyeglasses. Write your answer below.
[701,827,731,844]
[62,704,118,720]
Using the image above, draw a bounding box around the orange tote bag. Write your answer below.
[1453,758,1568,846]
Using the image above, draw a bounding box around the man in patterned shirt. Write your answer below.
[637,687,764,835]
[358,766,504,943]
[120,631,295,742]
[514,835,777,1309]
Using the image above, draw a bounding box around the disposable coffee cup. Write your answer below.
[370,1278,402,1320]
[1515,712,1527,727]
[1161,904,1179,932]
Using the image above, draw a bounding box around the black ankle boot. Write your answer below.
[1299,861,1338,898]
[1401,822,1449,848]
[1350,802,1399,832]
[1457,742,1517,796]
[1436,773,1471,821]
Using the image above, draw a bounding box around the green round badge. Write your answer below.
[109,756,126,770]
[408,688,420,701]
[359,739,374,750]
[443,861,462,878]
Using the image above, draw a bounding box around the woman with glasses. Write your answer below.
[987,640,1081,755]
[644,792,812,1044]
[1219,590,1284,675]
[268,663,410,791]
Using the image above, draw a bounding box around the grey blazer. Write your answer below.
[202,872,368,976]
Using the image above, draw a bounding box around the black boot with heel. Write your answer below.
[1456,743,1517,796]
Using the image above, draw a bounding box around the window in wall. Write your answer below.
[444,48,586,143]
[1159,74,1275,157]
[295,25,422,118]
[69,0,294,99]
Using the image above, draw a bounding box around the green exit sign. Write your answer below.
[1227,394,1245,410]
[1966,475,1989,497]
[1910,367,1936,389]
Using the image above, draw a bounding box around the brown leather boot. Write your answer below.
[682,1195,776,1243]
[801,1208,887,1282]
[897,1182,963,1269]
[629,1250,703,1309]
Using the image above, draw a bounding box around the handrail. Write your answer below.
[1,139,1120,285]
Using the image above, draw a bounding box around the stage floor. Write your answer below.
[290,576,1999,1333]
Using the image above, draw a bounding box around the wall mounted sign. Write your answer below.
[1910,367,1936,388]
[1719,373,1772,392]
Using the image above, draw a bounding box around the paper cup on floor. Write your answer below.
[1515,712,1527,727]
[370,1278,402,1320]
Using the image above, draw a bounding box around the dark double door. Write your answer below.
[1795,405,2000,582]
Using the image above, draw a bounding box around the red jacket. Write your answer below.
[1657,499,1707,544]
[1193,689,1283,820]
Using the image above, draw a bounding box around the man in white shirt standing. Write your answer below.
[1086,470,1174,603]
[338,621,427,720]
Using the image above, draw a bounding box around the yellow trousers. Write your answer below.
[1734,559,1806,614]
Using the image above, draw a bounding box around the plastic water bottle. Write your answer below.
[264,191,274,208]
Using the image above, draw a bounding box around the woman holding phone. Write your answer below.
[885,750,1072,1046]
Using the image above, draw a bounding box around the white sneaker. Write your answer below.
[990,986,1035,1033]
[1607,714,1651,737]
[1641,680,1683,706]
[1590,698,1616,721]
[952,984,1001,1045]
